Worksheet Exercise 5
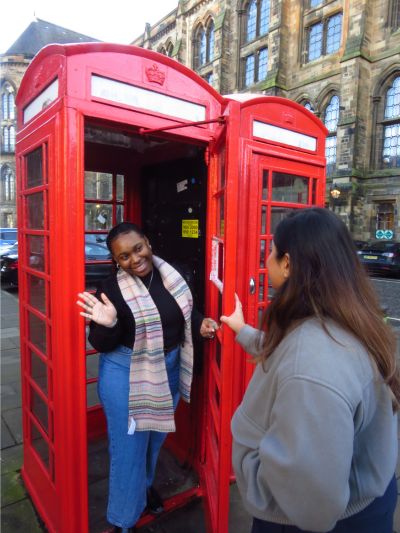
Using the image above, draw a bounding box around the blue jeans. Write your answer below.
[251,475,397,533]
[98,344,181,528]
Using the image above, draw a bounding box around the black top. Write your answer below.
[88,265,203,354]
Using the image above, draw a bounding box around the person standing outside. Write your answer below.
[221,208,399,533]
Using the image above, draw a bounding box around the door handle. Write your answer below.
[249,277,256,295]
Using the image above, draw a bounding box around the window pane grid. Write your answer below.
[208,23,215,62]
[324,95,340,132]
[245,55,255,87]
[258,48,268,81]
[385,77,400,119]
[247,0,257,41]
[308,22,323,61]
[259,0,270,35]
[326,14,342,54]
[382,124,400,168]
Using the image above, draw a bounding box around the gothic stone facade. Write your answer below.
[133,0,400,241]
[0,54,30,227]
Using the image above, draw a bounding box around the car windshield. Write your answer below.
[365,242,397,252]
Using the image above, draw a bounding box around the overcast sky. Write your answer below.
[0,0,178,53]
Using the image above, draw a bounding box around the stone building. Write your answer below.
[133,0,400,241]
[0,18,99,228]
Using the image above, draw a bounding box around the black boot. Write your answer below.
[146,486,164,515]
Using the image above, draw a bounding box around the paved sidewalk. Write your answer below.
[1,287,400,532]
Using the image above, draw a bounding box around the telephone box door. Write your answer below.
[200,110,241,533]
[241,151,325,384]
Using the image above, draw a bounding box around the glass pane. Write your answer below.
[86,325,92,350]
[326,14,342,54]
[247,0,257,41]
[28,312,47,354]
[26,147,43,188]
[219,148,226,189]
[27,192,44,229]
[30,350,48,395]
[261,205,267,234]
[84,172,113,200]
[258,48,268,81]
[308,22,323,61]
[259,273,265,302]
[116,174,124,201]
[262,170,268,200]
[116,204,124,224]
[27,275,46,314]
[86,354,99,379]
[384,77,400,119]
[31,386,48,432]
[219,195,225,237]
[272,172,309,204]
[245,55,255,87]
[27,235,45,272]
[259,0,270,35]
[87,381,100,408]
[260,240,266,268]
[271,207,297,234]
[31,421,49,469]
[85,203,113,231]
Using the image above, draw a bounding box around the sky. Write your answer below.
[0,0,179,53]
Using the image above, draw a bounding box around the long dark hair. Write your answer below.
[260,207,400,410]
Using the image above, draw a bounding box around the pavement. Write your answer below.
[1,286,400,533]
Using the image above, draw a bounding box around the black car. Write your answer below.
[0,243,19,286]
[357,241,400,278]
[1,241,113,289]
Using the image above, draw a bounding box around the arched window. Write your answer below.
[193,19,215,70]
[1,83,15,120]
[303,101,314,113]
[1,165,16,202]
[245,0,270,43]
[2,126,15,153]
[382,76,400,168]
[166,42,174,57]
[323,95,340,176]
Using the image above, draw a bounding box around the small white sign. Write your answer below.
[91,75,206,122]
[23,78,59,124]
[253,120,317,151]
[176,179,188,193]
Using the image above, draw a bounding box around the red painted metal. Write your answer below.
[15,43,327,533]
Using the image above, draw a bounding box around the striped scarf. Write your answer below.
[117,255,194,433]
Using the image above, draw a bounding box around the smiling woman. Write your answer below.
[76,221,218,532]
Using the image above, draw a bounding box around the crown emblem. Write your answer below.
[145,63,166,85]
[283,112,295,125]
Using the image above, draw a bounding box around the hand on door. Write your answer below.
[220,294,245,334]
[200,318,219,339]
[77,291,118,327]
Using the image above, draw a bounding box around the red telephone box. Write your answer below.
[15,43,327,533]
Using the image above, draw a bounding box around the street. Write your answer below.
[370,277,400,344]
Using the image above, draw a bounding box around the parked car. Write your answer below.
[0,228,18,255]
[0,243,18,286]
[357,241,400,278]
[1,241,113,289]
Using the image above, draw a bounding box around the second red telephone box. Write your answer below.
[15,43,327,533]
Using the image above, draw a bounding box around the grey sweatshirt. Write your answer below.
[231,318,398,532]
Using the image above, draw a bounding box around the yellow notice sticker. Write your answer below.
[182,219,199,238]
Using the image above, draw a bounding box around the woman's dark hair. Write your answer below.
[260,207,400,410]
[106,222,145,253]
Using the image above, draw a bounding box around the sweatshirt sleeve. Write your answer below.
[232,377,354,531]
[236,325,263,356]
